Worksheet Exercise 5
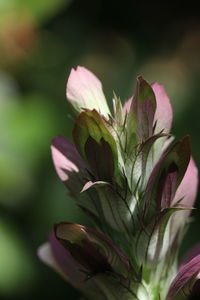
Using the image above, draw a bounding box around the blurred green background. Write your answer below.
[0,0,200,299]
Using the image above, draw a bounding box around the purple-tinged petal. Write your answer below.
[51,136,100,217]
[37,242,68,281]
[55,222,130,278]
[172,158,198,208]
[143,136,191,215]
[166,254,200,300]
[124,82,172,136]
[38,237,89,287]
[167,158,198,252]
[49,233,86,284]
[158,162,178,209]
[51,136,85,182]
[152,82,173,134]
[180,244,200,268]
[38,234,106,300]
[40,230,135,300]
[66,66,110,117]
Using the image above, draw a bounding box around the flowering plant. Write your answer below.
[39,66,199,300]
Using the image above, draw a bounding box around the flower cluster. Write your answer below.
[39,66,199,300]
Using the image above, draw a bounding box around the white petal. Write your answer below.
[66,66,110,117]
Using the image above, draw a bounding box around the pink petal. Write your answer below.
[49,233,86,285]
[51,136,84,182]
[166,254,200,300]
[66,66,110,116]
[152,82,173,134]
[172,157,198,208]
[180,244,200,268]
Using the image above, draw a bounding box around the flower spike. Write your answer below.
[39,66,199,300]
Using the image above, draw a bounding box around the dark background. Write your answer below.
[0,0,200,299]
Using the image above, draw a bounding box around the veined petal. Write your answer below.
[169,158,198,236]
[38,235,104,300]
[152,82,173,134]
[173,158,198,208]
[144,136,191,216]
[73,110,118,182]
[51,136,85,182]
[51,136,99,217]
[81,181,135,232]
[40,228,135,300]
[37,242,68,280]
[166,254,200,300]
[124,82,173,135]
[55,222,130,278]
[135,207,188,267]
[66,66,110,117]
[180,244,200,268]
[49,233,87,284]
